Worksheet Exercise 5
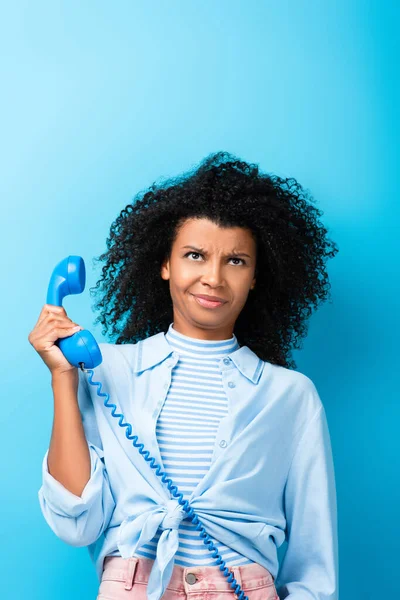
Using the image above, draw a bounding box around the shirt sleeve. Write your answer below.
[275,403,339,600]
[38,367,116,547]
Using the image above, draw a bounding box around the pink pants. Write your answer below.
[96,556,279,600]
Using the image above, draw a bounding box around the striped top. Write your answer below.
[131,322,254,566]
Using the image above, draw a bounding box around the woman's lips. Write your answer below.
[192,294,226,309]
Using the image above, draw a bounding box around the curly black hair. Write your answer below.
[89,151,339,369]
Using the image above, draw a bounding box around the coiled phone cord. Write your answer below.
[80,363,249,600]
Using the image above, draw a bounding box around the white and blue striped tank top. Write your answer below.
[132,322,254,566]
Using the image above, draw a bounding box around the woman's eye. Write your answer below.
[186,252,202,260]
[184,252,245,265]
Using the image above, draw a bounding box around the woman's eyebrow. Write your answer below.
[181,245,251,258]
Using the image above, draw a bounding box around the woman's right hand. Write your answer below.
[28,304,84,375]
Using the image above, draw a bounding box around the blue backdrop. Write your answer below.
[1,1,398,598]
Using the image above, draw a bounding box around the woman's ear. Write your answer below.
[160,259,170,281]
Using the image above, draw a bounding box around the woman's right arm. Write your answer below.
[29,304,116,547]
[38,367,116,547]
[48,369,91,497]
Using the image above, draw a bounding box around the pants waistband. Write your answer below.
[102,555,275,593]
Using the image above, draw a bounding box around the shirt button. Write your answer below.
[223,358,230,365]
[185,573,197,584]
[219,440,227,448]
[228,381,235,388]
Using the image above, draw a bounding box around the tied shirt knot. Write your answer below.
[117,498,187,600]
[160,498,186,530]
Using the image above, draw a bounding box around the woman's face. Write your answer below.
[160,217,257,340]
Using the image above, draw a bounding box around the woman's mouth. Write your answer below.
[191,294,226,309]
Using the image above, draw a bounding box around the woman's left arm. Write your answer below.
[275,404,339,600]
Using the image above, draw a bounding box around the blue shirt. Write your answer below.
[38,324,339,600]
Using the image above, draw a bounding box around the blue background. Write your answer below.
[1,1,398,598]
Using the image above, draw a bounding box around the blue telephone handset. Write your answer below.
[46,255,102,370]
[47,255,249,600]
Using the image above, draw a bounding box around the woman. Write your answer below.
[31,151,339,600]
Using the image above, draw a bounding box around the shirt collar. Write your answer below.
[132,331,264,384]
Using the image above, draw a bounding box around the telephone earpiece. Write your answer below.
[46,255,102,369]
